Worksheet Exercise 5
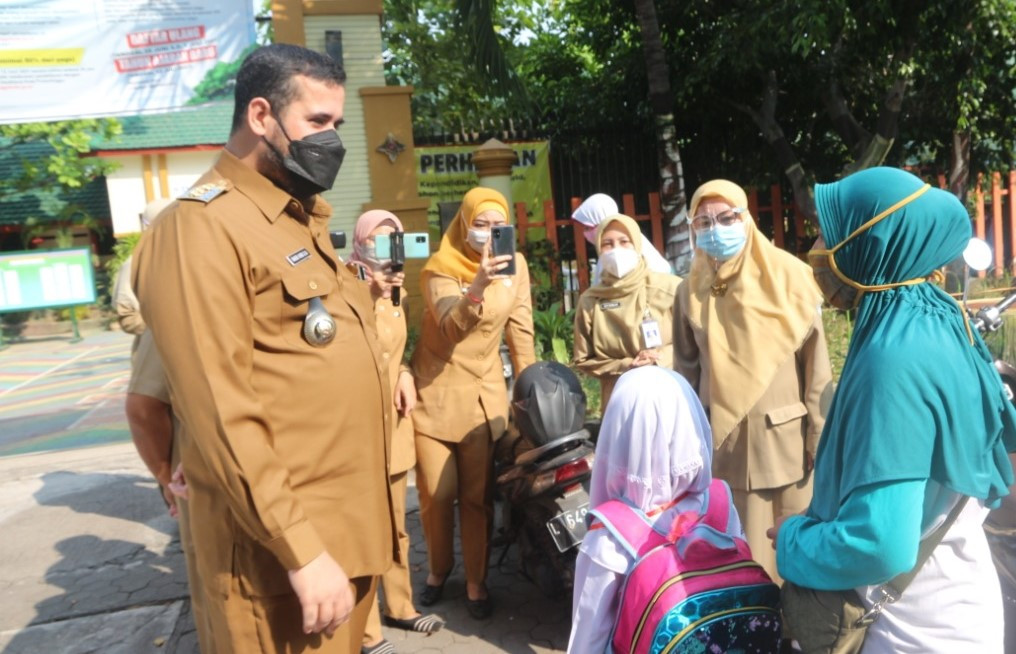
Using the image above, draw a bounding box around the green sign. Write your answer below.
[416,140,553,236]
[0,248,96,312]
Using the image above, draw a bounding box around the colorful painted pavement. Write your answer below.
[0,330,134,457]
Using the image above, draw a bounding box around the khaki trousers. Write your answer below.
[177,498,217,654]
[363,471,416,644]
[731,473,813,585]
[415,424,494,586]
[204,575,376,654]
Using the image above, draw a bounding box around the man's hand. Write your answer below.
[167,463,188,500]
[287,552,354,636]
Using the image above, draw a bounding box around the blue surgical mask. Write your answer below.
[695,223,746,260]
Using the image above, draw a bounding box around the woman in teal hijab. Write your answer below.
[771,167,1016,652]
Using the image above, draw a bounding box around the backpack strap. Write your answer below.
[700,479,732,534]
[589,500,669,559]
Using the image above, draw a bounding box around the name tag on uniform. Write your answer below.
[641,318,663,349]
[599,301,621,310]
[287,248,311,266]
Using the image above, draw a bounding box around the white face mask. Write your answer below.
[466,228,490,253]
[599,247,640,279]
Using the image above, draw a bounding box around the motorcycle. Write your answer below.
[962,238,1016,652]
[493,361,595,598]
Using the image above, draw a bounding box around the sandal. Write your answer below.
[418,576,447,607]
[466,595,493,620]
[361,640,395,654]
[382,613,445,633]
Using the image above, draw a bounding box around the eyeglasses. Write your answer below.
[690,208,745,231]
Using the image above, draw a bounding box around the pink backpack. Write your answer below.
[589,479,781,654]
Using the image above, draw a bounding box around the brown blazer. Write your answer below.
[374,296,416,475]
[411,254,537,442]
[675,286,833,491]
[134,151,397,604]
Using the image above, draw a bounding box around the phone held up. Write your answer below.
[490,225,517,276]
[372,231,431,307]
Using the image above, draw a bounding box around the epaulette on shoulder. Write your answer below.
[180,179,232,204]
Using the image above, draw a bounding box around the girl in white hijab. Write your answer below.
[572,193,674,282]
[567,366,743,653]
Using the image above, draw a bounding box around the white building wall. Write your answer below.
[106,151,217,236]
[304,14,384,255]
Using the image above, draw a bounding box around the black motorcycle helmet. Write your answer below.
[511,361,586,446]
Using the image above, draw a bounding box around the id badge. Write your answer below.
[641,318,662,349]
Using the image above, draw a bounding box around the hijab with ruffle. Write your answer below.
[686,179,822,446]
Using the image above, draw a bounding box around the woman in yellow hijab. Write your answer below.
[572,214,681,409]
[672,179,833,582]
[411,186,536,620]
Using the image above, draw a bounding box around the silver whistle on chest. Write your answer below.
[303,296,336,346]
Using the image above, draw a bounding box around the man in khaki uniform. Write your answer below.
[133,44,396,653]
[125,330,214,652]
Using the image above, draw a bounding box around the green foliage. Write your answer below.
[532,301,574,364]
[522,239,562,310]
[106,233,142,281]
[388,0,1016,194]
[21,203,105,250]
[0,119,121,199]
[822,308,854,382]
[187,44,257,105]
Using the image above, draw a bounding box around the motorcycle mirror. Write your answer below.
[964,237,992,272]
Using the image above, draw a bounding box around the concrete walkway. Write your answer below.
[0,330,573,653]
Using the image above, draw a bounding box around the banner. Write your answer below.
[0,0,255,124]
[416,141,553,236]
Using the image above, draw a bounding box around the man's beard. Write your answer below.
[259,139,319,202]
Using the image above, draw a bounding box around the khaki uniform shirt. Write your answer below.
[114,254,146,336]
[133,151,396,598]
[128,329,170,404]
[675,285,833,490]
[374,295,415,475]
[411,255,536,442]
[573,270,681,408]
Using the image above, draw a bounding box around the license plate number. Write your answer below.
[546,500,590,553]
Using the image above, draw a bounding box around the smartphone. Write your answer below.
[374,232,430,260]
[491,225,517,276]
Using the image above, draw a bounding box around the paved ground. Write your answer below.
[0,329,572,653]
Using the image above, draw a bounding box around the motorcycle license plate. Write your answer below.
[546,490,590,553]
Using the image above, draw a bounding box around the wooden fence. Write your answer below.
[515,171,1016,305]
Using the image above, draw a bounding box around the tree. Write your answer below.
[0,120,121,203]
[631,0,690,272]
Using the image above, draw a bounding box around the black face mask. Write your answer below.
[265,115,346,198]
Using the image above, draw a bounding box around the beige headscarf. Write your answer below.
[687,180,822,445]
[585,214,650,301]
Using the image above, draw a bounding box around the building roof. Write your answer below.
[91,100,233,152]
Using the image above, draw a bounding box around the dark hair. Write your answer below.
[231,44,346,134]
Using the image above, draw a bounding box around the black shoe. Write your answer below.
[419,579,446,607]
[465,595,493,620]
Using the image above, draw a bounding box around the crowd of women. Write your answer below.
[352,166,1014,654]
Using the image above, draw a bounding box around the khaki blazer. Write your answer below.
[374,296,416,475]
[573,270,680,408]
[674,285,833,490]
[134,151,397,611]
[411,254,536,442]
